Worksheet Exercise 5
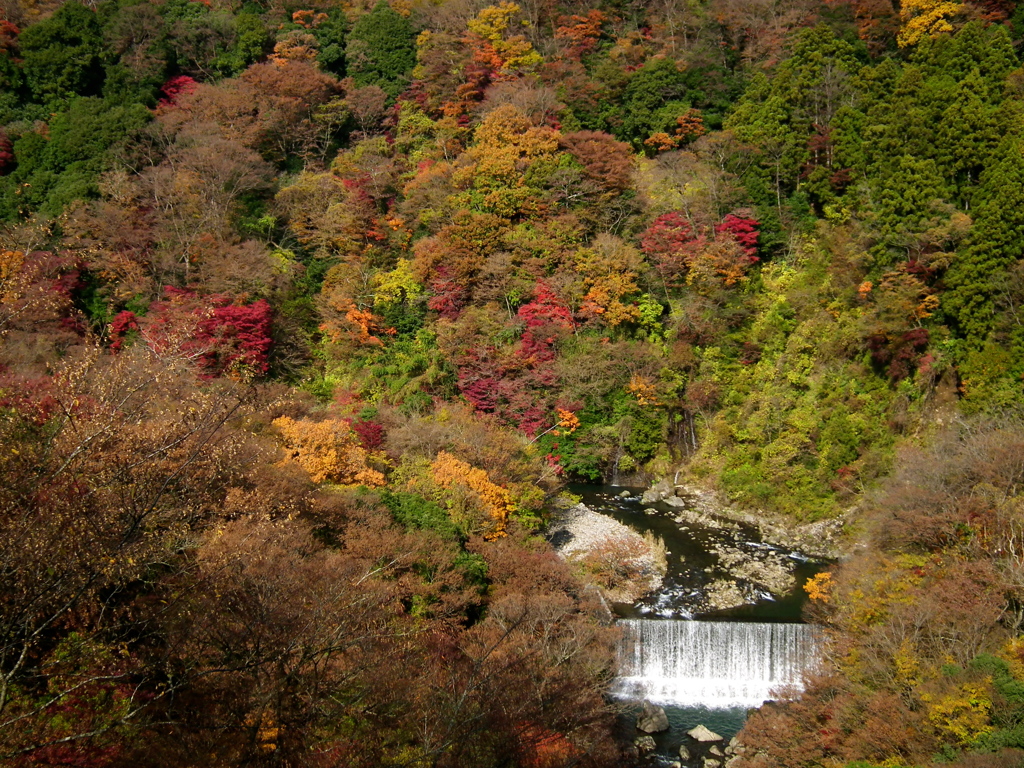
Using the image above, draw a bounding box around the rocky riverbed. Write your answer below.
[633,480,839,613]
[642,480,847,561]
[549,484,832,616]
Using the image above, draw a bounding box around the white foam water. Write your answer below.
[612,619,820,708]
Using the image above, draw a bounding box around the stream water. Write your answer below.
[565,485,828,764]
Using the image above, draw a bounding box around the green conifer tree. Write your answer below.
[18,1,105,104]
[346,1,416,97]
[935,69,999,200]
[944,141,1024,339]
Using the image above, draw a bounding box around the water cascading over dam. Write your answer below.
[613,619,821,709]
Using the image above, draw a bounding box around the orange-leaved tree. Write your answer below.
[451,105,560,219]
[273,416,385,486]
[431,450,514,539]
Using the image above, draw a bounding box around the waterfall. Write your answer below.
[608,442,623,486]
[613,619,820,708]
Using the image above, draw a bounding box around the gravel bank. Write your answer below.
[547,502,665,603]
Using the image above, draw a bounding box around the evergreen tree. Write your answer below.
[18,1,106,105]
[617,57,694,148]
[726,75,804,210]
[0,96,150,216]
[214,12,272,76]
[873,154,947,245]
[861,66,937,177]
[935,69,999,201]
[919,20,1018,84]
[0,49,23,123]
[313,8,347,77]
[944,141,1024,339]
[346,1,416,97]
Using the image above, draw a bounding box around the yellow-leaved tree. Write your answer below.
[897,0,964,47]
[572,234,643,326]
[431,451,514,539]
[450,104,560,218]
[273,416,385,486]
[466,2,543,77]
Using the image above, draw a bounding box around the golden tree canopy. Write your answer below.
[431,450,513,539]
[273,416,385,486]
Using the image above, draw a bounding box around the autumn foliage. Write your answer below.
[142,288,274,378]
[431,450,514,538]
[272,415,385,486]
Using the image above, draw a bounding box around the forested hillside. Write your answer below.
[2,0,1024,764]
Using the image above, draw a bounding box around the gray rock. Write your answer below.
[637,701,669,733]
[724,549,796,597]
[710,745,724,756]
[687,724,723,742]
[703,760,721,768]
[703,579,749,611]
[725,738,745,757]
[661,480,845,560]
[619,490,632,498]
[678,744,692,761]
[634,735,657,753]
[641,480,672,503]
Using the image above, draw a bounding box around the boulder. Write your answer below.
[710,745,724,756]
[634,735,657,754]
[637,701,670,733]
[702,579,750,612]
[641,480,672,503]
[703,760,721,768]
[678,744,692,761]
[668,763,682,768]
[725,758,742,768]
[687,724,723,742]
[619,490,632,498]
[724,736,746,758]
